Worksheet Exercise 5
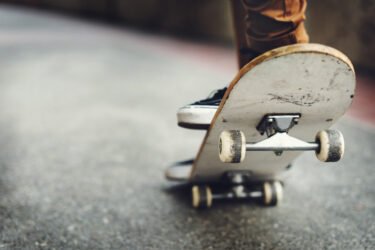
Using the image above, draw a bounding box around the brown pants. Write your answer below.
[231,0,309,68]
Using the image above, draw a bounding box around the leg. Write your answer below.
[230,0,309,69]
[230,0,254,70]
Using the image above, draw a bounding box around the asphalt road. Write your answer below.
[0,5,374,250]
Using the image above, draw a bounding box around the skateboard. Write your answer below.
[166,43,356,208]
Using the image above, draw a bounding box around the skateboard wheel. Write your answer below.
[263,181,283,206]
[315,130,344,162]
[219,130,246,163]
[192,185,212,209]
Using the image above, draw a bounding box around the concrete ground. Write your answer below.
[0,5,374,250]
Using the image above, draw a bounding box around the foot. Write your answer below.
[177,87,227,129]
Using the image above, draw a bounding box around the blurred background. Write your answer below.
[2,0,375,71]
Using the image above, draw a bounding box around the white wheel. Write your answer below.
[315,130,344,162]
[219,130,246,163]
[263,181,283,206]
[192,185,212,208]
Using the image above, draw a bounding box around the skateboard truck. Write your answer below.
[191,172,283,208]
[219,114,345,163]
[252,114,317,156]
[257,114,300,137]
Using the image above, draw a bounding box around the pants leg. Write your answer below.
[231,0,309,68]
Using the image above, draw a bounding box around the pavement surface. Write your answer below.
[0,5,374,250]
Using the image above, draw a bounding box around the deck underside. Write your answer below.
[187,44,355,183]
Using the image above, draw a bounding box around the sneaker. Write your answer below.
[177,87,227,129]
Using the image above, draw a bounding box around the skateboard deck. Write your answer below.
[166,43,355,206]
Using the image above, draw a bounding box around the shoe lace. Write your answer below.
[192,86,227,105]
[206,87,227,100]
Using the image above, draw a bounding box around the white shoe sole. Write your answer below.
[177,105,217,129]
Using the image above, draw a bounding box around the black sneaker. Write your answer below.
[177,87,227,129]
